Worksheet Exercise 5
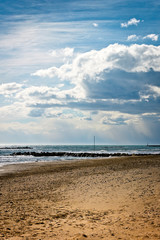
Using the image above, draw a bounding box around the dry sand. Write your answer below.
[0,155,160,239]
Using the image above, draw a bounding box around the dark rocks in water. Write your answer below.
[147,145,160,147]
[11,151,110,157]
[10,151,150,158]
[10,151,160,158]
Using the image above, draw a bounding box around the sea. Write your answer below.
[0,144,160,167]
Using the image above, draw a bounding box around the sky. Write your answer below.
[0,0,160,145]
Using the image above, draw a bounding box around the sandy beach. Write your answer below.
[0,155,160,239]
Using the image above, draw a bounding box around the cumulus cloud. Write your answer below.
[33,44,160,82]
[127,34,159,42]
[16,85,86,104]
[143,34,159,41]
[30,44,160,118]
[148,85,160,97]
[0,82,23,97]
[127,35,140,41]
[16,86,59,100]
[2,43,159,136]
[121,18,141,28]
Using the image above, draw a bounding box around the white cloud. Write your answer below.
[0,82,23,97]
[16,85,58,99]
[101,113,128,125]
[93,23,98,27]
[0,102,30,120]
[121,18,141,28]
[143,34,159,41]
[127,35,139,41]
[33,44,160,84]
[127,34,159,42]
[30,43,160,119]
[148,85,160,97]
[50,47,74,59]
[15,85,86,104]
[1,44,160,137]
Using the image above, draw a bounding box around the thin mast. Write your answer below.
[94,136,95,151]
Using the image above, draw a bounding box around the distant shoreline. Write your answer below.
[0,147,33,150]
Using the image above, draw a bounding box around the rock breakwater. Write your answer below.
[10,151,158,158]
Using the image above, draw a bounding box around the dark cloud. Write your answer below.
[29,108,45,117]
[102,117,127,125]
[84,117,92,121]
[83,69,160,100]
[28,94,160,115]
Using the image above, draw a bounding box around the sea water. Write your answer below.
[0,144,160,166]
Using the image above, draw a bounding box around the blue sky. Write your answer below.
[0,0,160,144]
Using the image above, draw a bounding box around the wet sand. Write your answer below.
[0,155,160,239]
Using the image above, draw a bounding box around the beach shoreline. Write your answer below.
[0,155,160,239]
